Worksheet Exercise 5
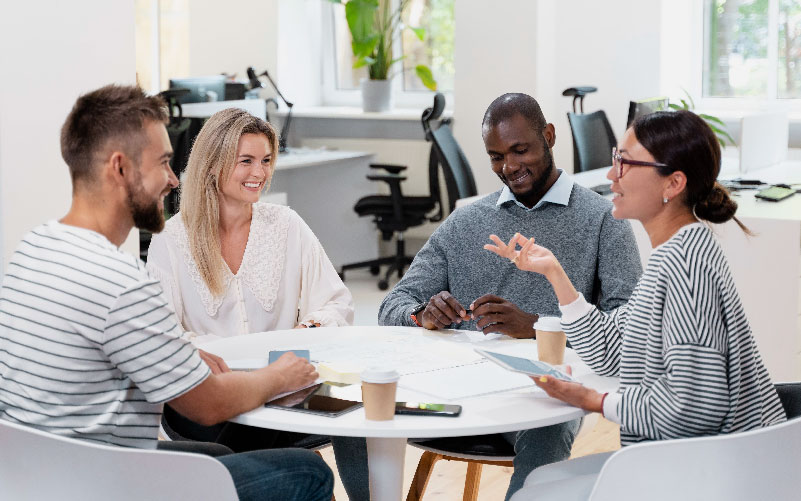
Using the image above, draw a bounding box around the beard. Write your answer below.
[125,178,166,233]
[510,139,556,201]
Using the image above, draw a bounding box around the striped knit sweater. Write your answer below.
[561,223,786,445]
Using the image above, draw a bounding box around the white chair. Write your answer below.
[511,416,801,500]
[0,419,238,501]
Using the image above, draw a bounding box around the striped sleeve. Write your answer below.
[102,279,209,404]
[562,295,630,377]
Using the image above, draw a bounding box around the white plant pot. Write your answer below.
[361,78,393,112]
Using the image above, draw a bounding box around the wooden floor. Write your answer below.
[318,413,620,500]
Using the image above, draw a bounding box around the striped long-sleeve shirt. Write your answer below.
[0,221,209,449]
[560,223,785,445]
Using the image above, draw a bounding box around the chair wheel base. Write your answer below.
[370,265,381,275]
[378,280,389,290]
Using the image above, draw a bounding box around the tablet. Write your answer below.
[265,382,362,417]
[475,349,575,382]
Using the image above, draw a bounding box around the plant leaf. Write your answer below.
[698,113,725,126]
[345,0,379,44]
[326,0,343,3]
[410,27,426,41]
[668,103,685,111]
[352,35,379,59]
[415,65,438,91]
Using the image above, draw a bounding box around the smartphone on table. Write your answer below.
[395,402,462,417]
[755,185,796,202]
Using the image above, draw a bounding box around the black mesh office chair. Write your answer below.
[563,87,616,173]
[339,93,477,290]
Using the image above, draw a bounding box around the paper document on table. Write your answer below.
[399,361,535,400]
[277,333,484,376]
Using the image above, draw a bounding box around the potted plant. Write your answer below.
[328,0,438,112]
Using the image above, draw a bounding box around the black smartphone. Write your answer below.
[755,185,795,202]
[395,402,462,417]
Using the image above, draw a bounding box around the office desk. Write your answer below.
[573,163,801,381]
[265,148,377,270]
[200,326,618,501]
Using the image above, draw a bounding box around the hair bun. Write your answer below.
[695,182,737,223]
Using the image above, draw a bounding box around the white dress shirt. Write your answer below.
[147,203,354,344]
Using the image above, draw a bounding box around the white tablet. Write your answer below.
[475,349,575,382]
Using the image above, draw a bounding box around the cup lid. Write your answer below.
[361,367,400,384]
[534,316,562,332]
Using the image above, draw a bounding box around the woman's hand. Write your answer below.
[484,233,558,276]
[198,349,231,375]
[533,373,604,413]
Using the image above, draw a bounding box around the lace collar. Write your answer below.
[165,203,291,316]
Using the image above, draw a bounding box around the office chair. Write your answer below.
[509,382,801,501]
[0,418,238,501]
[563,87,616,173]
[339,93,477,290]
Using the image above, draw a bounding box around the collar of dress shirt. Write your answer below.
[496,169,573,211]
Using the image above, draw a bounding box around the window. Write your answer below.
[134,0,189,94]
[703,0,800,100]
[323,0,455,108]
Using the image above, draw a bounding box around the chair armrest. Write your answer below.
[367,173,407,182]
[370,163,407,174]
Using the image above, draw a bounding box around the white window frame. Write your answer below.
[693,0,801,114]
[320,2,453,110]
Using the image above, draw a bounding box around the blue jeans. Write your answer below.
[218,449,334,501]
[331,418,581,501]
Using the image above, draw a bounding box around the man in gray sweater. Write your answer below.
[381,93,641,499]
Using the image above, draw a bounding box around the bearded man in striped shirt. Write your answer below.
[0,84,333,501]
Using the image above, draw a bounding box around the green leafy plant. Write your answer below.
[669,89,735,147]
[328,0,437,91]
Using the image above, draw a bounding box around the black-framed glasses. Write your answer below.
[611,147,669,178]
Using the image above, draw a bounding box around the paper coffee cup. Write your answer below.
[360,367,400,421]
[534,316,566,365]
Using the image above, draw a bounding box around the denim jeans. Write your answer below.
[218,449,333,501]
[158,440,333,501]
[331,418,582,501]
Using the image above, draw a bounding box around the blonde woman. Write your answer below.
[146,108,355,455]
[147,108,353,345]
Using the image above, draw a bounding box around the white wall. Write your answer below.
[454,0,662,193]
[0,1,139,266]
[188,0,278,84]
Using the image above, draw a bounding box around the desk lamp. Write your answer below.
[247,66,293,153]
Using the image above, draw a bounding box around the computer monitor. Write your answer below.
[168,76,227,104]
[626,97,670,128]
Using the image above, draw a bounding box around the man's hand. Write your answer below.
[198,349,231,375]
[420,291,471,330]
[470,294,538,338]
[267,353,319,393]
[533,371,604,413]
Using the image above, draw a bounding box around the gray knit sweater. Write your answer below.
[379,185,643,329]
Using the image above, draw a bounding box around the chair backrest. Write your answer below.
[775,381,801,418]
[567,110,616,173]
[0,419,238,501]
[588,416,801,500]
[422,93,478,216]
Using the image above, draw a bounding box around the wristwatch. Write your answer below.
[409,301,428,327]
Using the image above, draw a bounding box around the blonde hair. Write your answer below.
[179,108,278,296]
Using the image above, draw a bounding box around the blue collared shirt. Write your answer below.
[496,169,574,211]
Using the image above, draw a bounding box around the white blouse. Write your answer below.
[146,202,354,344]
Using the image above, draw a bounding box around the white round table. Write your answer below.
[200,326,618,501]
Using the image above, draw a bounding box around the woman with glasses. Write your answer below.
[486,110,785,498]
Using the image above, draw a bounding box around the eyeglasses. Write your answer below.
[611,147,669,179]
